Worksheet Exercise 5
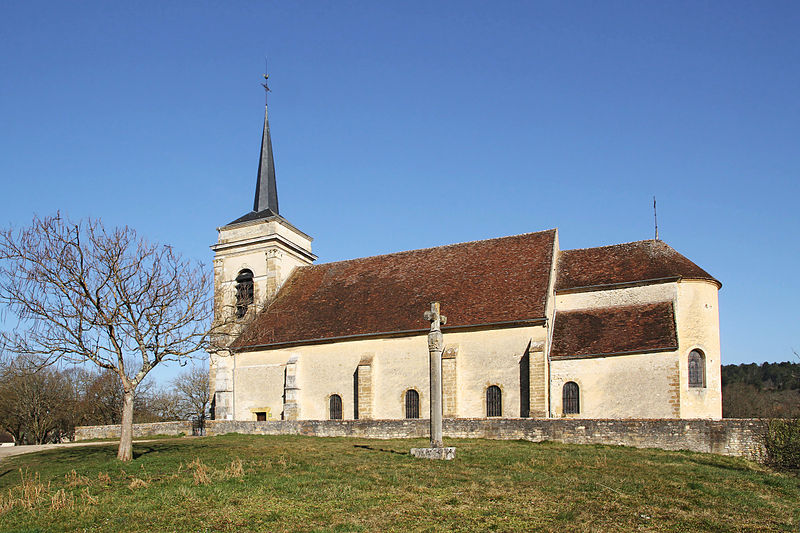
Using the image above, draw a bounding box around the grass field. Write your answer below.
[0,434,797,532]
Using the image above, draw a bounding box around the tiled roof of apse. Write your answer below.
[556,240,719,292]
[550,302,678,359]
[233,229,557,349]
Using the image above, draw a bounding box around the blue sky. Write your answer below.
[1,1,798,382]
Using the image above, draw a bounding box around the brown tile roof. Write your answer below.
[556,240,719,292]
[233,229,557,349]
[550,302,678,359]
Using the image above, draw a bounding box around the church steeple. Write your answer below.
[253,95,279,215]
[227,73,282,226]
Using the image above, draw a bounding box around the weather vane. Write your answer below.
[261,58,271,104]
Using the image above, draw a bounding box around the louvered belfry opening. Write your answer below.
[329,394,342,420]
[563,382,580,414]
[405,389,419,419]
[486,385,502,417]
[235,269,254,318]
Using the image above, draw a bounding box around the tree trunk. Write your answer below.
[117,390,135,461]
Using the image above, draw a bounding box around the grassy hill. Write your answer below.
[0,434,798,532]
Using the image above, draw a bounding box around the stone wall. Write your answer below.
[74,418,766,460]
[203,418,768,460]
[75,421,192,441]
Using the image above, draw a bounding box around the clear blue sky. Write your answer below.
[1,1,798,382]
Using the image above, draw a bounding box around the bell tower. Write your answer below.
[210,74,316,420]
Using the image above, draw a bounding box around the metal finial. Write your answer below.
[653,196,659,241]
[261,58,271,104]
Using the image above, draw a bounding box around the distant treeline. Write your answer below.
[722,361,800,418]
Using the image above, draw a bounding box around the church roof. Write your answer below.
[226,208,279,226]
[233,229,558,349]
[556,240,720,292]
[550,302,678,359]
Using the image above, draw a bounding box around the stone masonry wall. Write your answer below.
[442,349,457,418]
[74,418,767,460]
[75,421,193,441]
[202,418,768,460]
[356,362,373,420]
[529,349,547,417]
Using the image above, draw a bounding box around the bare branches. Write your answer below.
[0,357,78,444]
[0,214,218,460]
[171,365,211,422]
[0,214,214,389]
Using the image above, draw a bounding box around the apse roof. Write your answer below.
[550,302,678,359]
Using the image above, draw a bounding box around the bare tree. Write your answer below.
[172,365,211,422]
[142,388,183,422]
[0,358,78,444]
[0,214,215,460]
[81,369,125,425]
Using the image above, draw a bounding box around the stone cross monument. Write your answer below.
[411,302,456,460]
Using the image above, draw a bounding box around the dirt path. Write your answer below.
[0,439,163,462]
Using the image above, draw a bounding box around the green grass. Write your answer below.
[0,435,798,532]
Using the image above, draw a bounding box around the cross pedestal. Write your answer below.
[410,302,456,461]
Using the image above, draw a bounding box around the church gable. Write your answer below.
[556,240,719,292]
[233,229,557,349]
[550,302,678,359]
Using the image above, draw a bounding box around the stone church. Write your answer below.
[210,97,722,423]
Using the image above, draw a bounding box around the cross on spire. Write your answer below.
[261,73,271,100]
[252,69,279,216]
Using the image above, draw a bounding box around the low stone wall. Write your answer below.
[205,418,769,460]
[75,421,193,441]
[75,418,767,460]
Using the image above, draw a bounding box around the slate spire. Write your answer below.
[253,72,278,215]
[253,99,279,215]
[226,73,286,226]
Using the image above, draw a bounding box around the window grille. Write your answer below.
[563,382,580,415]
[405,389,419,419]
[486,385,502,417]
[235,269,254,318]
[688,350,706,388]
[329,394,343,420]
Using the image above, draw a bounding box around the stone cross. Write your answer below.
[424,302,447,333]
[410,302,456,459]
[424,302,446,448]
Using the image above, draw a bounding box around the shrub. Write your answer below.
[763,419,800,472]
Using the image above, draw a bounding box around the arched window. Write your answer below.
[688,350,706,388]
[235,269,254,318]
[329,394,342,420]
[563,382,580,415]
[405,389,419,419]
[486,385,502,417]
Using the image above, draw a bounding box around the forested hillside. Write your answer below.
[722,361,800,418]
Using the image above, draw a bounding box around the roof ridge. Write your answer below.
[300,228,558,269]
[556,300,673,315]
[561,239,670,253]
